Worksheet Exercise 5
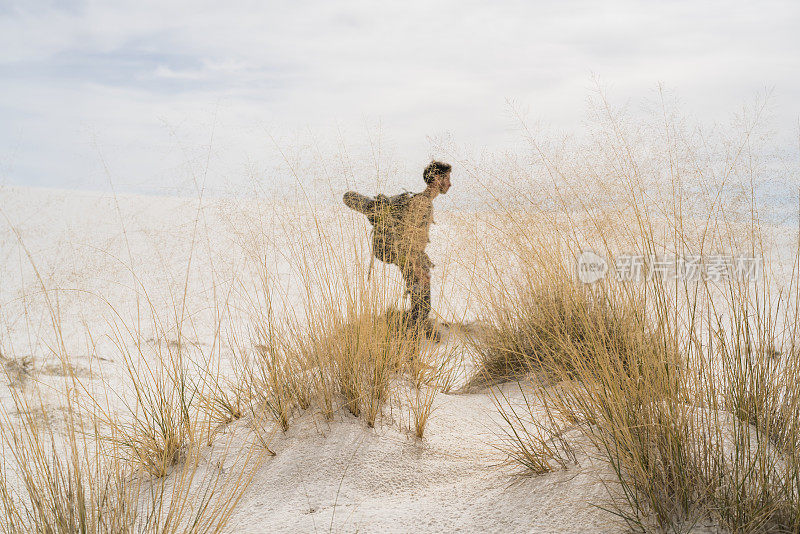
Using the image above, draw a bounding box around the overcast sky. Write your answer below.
[1,0,799,195]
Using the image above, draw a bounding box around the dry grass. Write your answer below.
[0,121,460,532]
[466,88,800,531]
[0,322,261,533]
[0,204,262,532]
[476,277,665,383]
[218,155,461,440]
[3,84,795,532]
[233,257,443,437]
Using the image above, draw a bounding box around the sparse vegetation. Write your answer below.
[229,211,449,436]
[0,209,262,532]
[469,89,800,532]
[1,86,797,532]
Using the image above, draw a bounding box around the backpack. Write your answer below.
[343,190,415,269]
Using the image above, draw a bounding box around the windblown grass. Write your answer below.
[232,244,444,437]
[0,200,263,532]
[213,149,464,440]
[0,313,262,533]
[468,88,800,531]
[475,276,665,383]
[4,84,794,532]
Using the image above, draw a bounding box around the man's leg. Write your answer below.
[408,273,438,341]
[408,282,429,325]
[399,255,438,341]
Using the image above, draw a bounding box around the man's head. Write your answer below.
[423,161,452,195]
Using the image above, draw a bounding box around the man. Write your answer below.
[396,161,452,340]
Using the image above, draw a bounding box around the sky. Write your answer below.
[1,0,799,196]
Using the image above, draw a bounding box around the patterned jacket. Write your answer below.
[397,192,434,273]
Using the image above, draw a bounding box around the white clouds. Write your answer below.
[152,59,252,83]
[1,0,799,193]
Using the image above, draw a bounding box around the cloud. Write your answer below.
[1,0,799,193]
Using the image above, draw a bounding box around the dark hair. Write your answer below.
[423,161,452,185]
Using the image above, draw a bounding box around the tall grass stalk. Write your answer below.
[227,165,455,437]
[0,201,262,532]
[468,89,800,531]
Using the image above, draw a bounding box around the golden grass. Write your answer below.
[232,254,444,437]
[0,202,263,532]
[0,128,462,532]
[0,320,262,533]
[466,88,800,531]
[2,85,796,532]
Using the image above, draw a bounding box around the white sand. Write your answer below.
[0,185,714,533]
[216,382,618,533]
